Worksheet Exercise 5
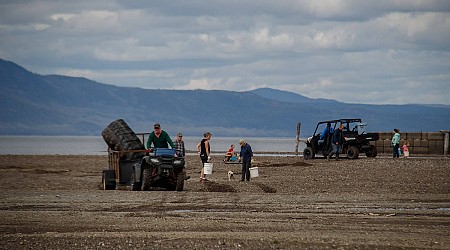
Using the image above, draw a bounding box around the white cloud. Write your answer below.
[180,78,221,90]
[50,13,75,22]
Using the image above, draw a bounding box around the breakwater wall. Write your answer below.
[374,131,450,155]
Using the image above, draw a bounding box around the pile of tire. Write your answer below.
[101,119,145,160]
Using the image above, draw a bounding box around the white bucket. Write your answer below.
[203,163,213,175]
[249,167,259,178]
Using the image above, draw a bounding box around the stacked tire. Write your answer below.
[101,119,145,160]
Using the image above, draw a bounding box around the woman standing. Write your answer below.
[392,128,401,158]
[197,132,212,181]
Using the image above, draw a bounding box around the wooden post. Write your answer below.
[295,122,301,156]
[443,130,450,155]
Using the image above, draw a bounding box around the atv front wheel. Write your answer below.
[141,167,153,191]
[303,147,315,160]
[175,170,185,191]
[347,146,359,159]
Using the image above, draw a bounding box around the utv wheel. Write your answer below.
[347,146,359,159]
[102,170,116,190]
[303,147,315,160]
[365,146,378,158]
[175,170,185,191]
[130,169,141,191]
[141,168,153,191]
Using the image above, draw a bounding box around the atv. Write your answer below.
[101,119,185,191]
[130,148,185,191]
[303,118,379,160]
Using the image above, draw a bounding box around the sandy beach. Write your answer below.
[0,154,449,249]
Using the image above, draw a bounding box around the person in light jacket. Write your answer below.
[391,128,401,158]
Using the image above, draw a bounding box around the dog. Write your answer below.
[227,171,235,181]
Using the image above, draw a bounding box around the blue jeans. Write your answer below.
[329,143,342,158]
[393,144,400,158]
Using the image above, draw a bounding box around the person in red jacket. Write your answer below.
[225,144,235,161]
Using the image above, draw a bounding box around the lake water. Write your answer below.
[0,136,306,156]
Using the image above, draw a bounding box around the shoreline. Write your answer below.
[1,153,448,158]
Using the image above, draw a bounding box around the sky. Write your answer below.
[1,0,450,105]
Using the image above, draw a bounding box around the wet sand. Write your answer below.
[0,154,449,249]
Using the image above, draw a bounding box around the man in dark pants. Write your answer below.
[327,124,345,161]
[239,139,253,181]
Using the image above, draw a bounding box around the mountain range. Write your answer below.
[1,58,449,137]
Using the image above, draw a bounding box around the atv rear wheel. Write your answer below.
[365,146,378,158]
[129,169,141,191]
[303,147,315,160]
[347,146,359,159]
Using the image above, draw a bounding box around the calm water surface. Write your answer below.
[0,136,305,155]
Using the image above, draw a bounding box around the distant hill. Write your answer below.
[1,58,449,137]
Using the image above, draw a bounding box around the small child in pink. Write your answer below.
[402,142,410,158]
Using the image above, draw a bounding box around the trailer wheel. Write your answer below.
[365,146,378,158]
[303,147,315,160]
[130,169,141,191]
[347,146,359,159]
[102,170,116,190]
[175,170,185,191]
[141,167,153,191]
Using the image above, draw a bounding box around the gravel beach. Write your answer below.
[0,154,449,249]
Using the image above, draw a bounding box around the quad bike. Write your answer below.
[101,119,185,191]
[130,148,185,191]
[303,118,379,160]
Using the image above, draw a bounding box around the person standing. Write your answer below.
[174,132,190,180]
[327,124,344,161]
[146,123,175,149]
[197,132,212,181]
[392,128,401,158]
[174,132,185,157]
[239,139,253,181]
[402,141,410,158]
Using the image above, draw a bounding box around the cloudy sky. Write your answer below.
[1,1,450,105]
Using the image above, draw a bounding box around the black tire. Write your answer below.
[102,170,116,190]
[303,147,315,160]
[141,167,153,191]
[365,146,378,158]
[130,169,141,191]
[347,146,360,159]
[101,119,145,160]
[175,170,185,191]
